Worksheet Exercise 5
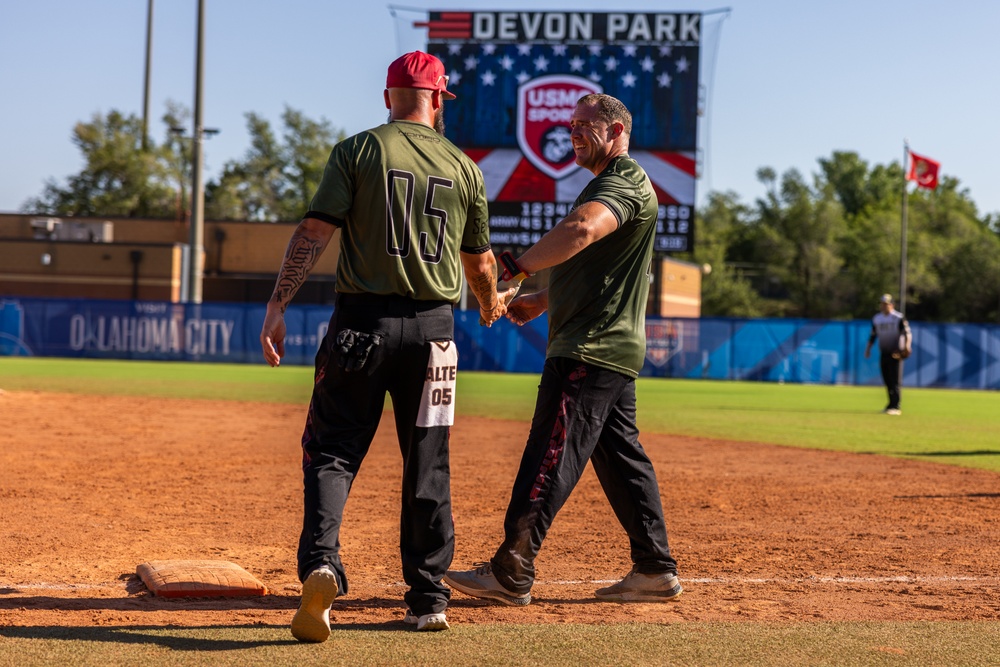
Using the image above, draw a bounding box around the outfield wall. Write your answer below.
[2,297,998,389]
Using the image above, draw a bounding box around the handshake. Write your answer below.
[479,251,530,327]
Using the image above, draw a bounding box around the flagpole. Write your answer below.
[899,140,909,316]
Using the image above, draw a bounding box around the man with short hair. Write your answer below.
[445,93,683,606]
[864,293,912,415]
[260,51,506,640]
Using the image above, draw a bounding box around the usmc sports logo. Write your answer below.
[645,320,682,368]
[516,74,602,179]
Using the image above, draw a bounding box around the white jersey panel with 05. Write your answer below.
[417,341,458,427]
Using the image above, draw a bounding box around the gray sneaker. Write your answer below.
[291,566,339,642]
[402,609,450,631]
[595,568,683,602]
[444,562,531,606]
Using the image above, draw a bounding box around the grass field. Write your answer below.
[6,622,1000,667]
[2,356,999,666]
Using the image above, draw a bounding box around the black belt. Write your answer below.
[336,292,452,313]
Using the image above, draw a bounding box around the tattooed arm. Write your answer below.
[460,250,506,327]
[260,217,338,367]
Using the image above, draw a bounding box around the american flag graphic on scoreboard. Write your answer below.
[414,12,475,39]
[416,11,700,252]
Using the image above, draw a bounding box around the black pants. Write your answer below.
[880,354,902,410]
[298,294,455,616]
[491,357,678,595]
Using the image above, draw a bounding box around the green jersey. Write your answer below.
[546,155,657,377]
[308,120,490,302]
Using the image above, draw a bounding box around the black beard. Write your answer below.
[434,107,445,135]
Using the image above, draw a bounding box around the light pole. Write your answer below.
[899,141,909,316]
[188,0,207,303]
[142,0,154,151]
[169,127,189,229]
[171,126,217,248]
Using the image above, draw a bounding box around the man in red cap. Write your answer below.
[385,50,456,134]
[260,50,506,640]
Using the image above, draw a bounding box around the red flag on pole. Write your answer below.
[906,150,940,190]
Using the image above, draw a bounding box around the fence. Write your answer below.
[2,297,998,389]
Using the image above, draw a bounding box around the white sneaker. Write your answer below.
[403,609,450,631]
[885,408,902,416]
[595,568,683,602]
[444,562,531,606]
[291,566,338,643]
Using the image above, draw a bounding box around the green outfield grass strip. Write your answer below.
[0,357,311,403]
[2,358,999,474]
[2,622,999,667]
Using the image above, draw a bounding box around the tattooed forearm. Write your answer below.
[469,269,498,310]
[270,232,324,313]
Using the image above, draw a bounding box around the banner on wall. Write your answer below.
[5,298,1000,388]
[411,10,700,253]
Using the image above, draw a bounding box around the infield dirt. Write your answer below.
[2,390,998,629]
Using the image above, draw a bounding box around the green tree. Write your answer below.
[282,107,340,217]
[161,101,192,223]
[690,191,763,317]
[754,153,998,323]
[751,167,846,318]
[985,212,1000,236]
[904,177,1000,322]
[818,154,907,318]
[837,207,903,318]
[23,104,345,224]
[24,110,177,217]
[818,151,899,221]
[206,106,345,221]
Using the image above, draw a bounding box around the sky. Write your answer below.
[2,0,998,217]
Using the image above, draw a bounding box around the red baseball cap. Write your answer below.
[386,51,456,100]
